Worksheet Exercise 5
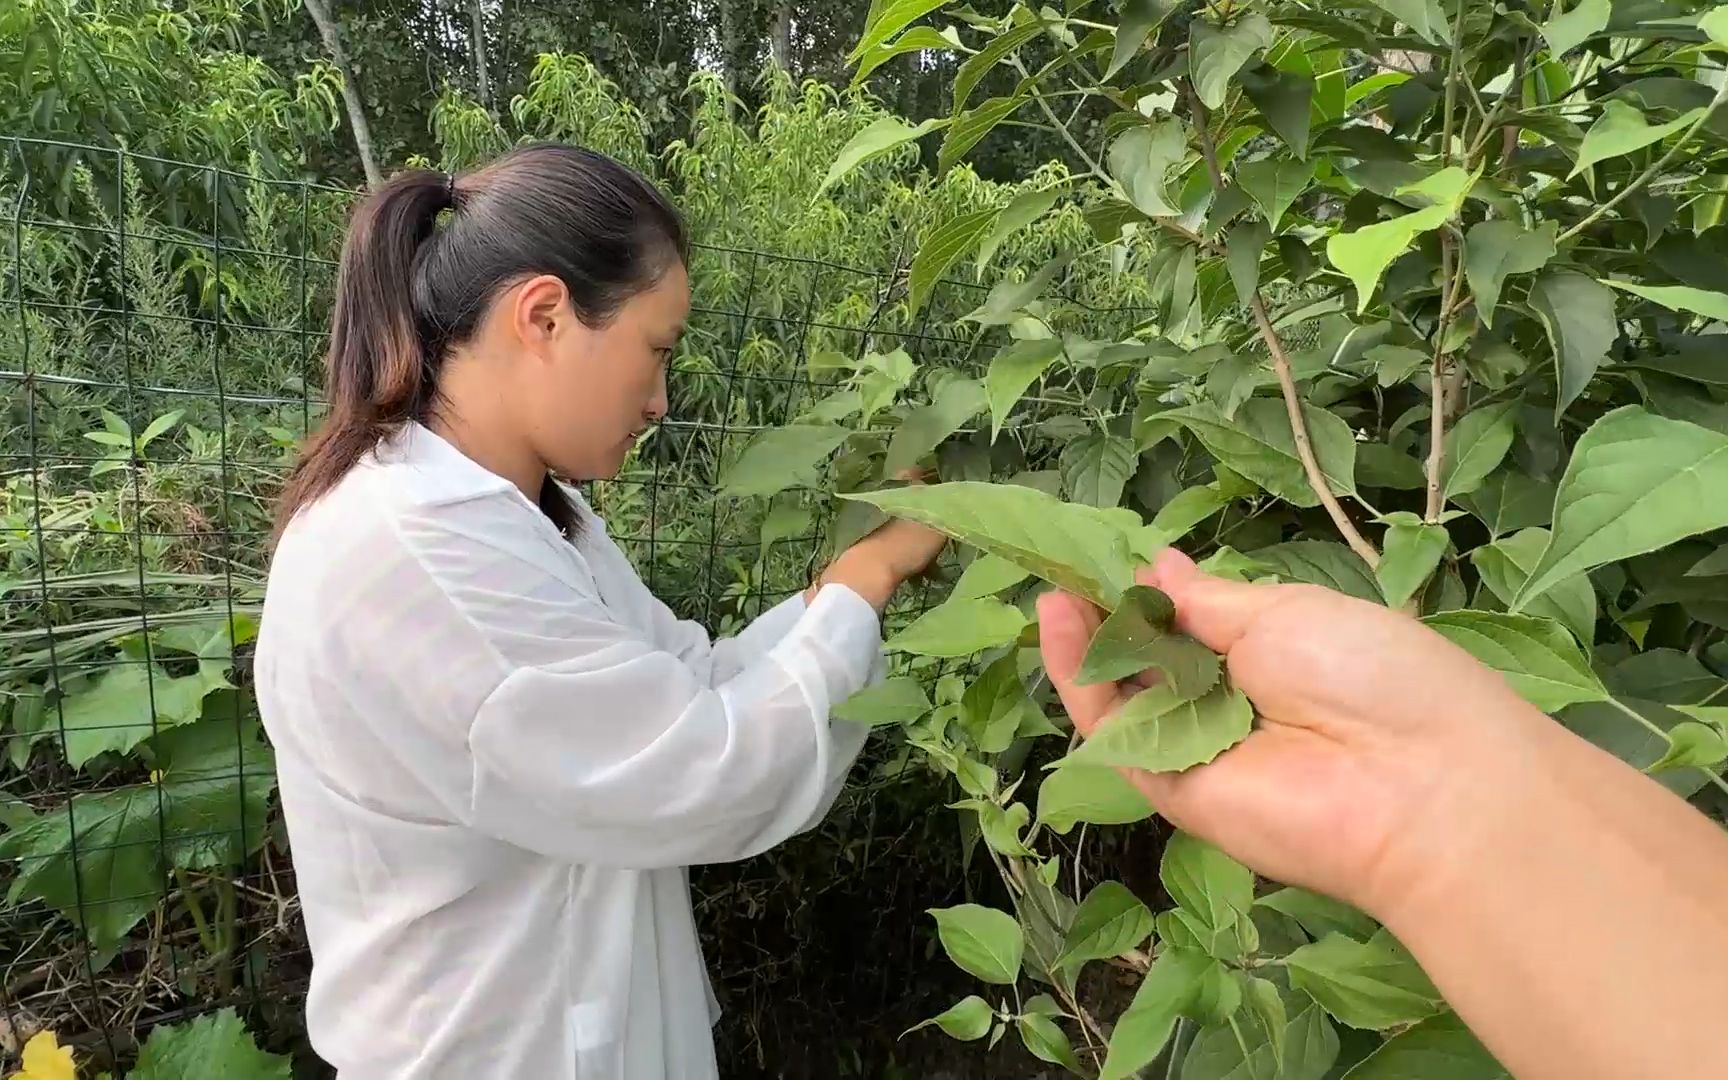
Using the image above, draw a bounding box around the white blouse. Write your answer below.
[255,424,881,1079]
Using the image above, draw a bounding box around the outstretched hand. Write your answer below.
[1036,548,1553,923]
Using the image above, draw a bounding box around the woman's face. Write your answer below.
[520,261,690,482]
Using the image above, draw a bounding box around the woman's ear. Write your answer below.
[510,274,573,352]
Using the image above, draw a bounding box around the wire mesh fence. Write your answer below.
[0,136,1151,1070]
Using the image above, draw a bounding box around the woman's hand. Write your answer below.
[809,470,947,612]
[1036,547,1552,922]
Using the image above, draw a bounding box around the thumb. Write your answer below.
[1141,548,1285,655]
[1035,590,1121,738]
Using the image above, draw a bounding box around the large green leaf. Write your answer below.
[1364,0,1449,45]
[954,18,1046,112]
[884,376,985,475]
[1227,218,1270,303]
[1472,529,1597,644]
[1055,881,1155,970]
[721,424,852,497]
[1062,432,1137,507]
[1257,887,1379,943]
[1285,930,1443,1031]
[850,0,952,60]
[54,662,219,768]
[954,552,1032,598]
[939,94,1026,174]
[1181,993,1340,1080]
[977,185,1067,273]
[1605,279,1728,321]
[1515,406,1728,607]
[1107,0,1177,79]
[1464,220,1557,327]
[1376,514,1449,608]
[851,27,956,86]
[1237,157,1315,232]
[1190,13,1273,109]
[1340,1012,1509,1078]
[834,677,933,727]
[1240,63,1314,158]
[910,209,1001,313]
[1159,399,1357,507]
[1440,399,1518,499]
[985,338,1064,440]
[815,116,948,199]
[1458,471,1556,537]
[887,596,1029,657]
[130,1008,292,1080]
[1109,119,1188,218]
[1529,270,1618,417]
[905,995,994,1042]
[841,482,1138,609]
[1100,948,1217,1080]
[1571,101,1703,179]
[929,903,1024,984]
[1327,167,1474,313]
[962,654,1042,753]
[1076,585,1221,699]
[1541,0,1610,57]
[1423,610,1608,711]
[1162,831,1253,930]
[1037,765,1152,833]
[1140,484,1231,549]
[1062,682,1253,773]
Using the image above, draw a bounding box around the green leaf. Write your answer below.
[851,0,952,61]
[57,663,216,768]
[1100,948,1217,1080]
[957,798,1034,856]
[939,94,1026,174]
[1529,270,1618,418]
[1604,279,1728,321]
[1472,529,1596,645]
[1377,517,1449,608]
[1107,0,1176,79]
[910,209,1001,313]
[985,338,1064,441]
[1227,218,1270,304]
[1240,63,1314,158]
[1440,399,1518,499]
[1464,220,1557,327]
[1037,765,1152,833]
[1368,344,1426,388]
[1257,887,1379,942]
[1062,432,1137,508]
[955,19,1046,112]
[1285,930,1443,1031]
[967,253,1072,326]
[1328,206,1448,314]
[1017,1014,1081,1074]
[1515,407,1728,607]
[840,482,1138,609]
[906,995,994,1041]
[1190,13,1273,109]
[1109,120,1188,218]
[815,116,948,199]
[1570,101,1703,179]
[1458,471,1555,537]
[852,26,957,86]
[1141,485,1231,549]
[1423,610,1607,711]
[834,677,933,727]
[977,185,1066,273]
[130,1008,292,1080]
[1250,540,1381,602]
[1161,832,1254,941]
[1357,442,1427,489]
[1704,6,1728,49]
[1237,157,1314,232]
[1084,623,1221,700]
[1363,0,1450,44]
[1056,880,1155,970]
[1340,1012,1509,1078]
[1076,584,1173,676]
[1541,0,1610,57]
[1064,681,1253,773]
[929,903,1024,984]
[1162,399,1357,508]
[1648,720,1728,772]
[955,552,1032,598]
[721,424,851,497]
[887,597,1029,657]
[885,376,986,475]
[962,654,1040,753]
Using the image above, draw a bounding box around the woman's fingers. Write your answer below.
[1035,590,1117,737]
[1140,548,1288,656]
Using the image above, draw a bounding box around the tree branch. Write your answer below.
[1188,86,1381,567]
[303,0,382,188]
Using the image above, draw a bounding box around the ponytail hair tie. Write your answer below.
[445,172,459,208]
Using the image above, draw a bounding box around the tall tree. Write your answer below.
[302,0,383,187]
[469,0,493,109]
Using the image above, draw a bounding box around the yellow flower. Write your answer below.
[9,1031,75,1080]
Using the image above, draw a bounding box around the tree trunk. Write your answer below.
[469,0,492,109]
[718,0,739,102]
[302,0,383,188]
[769,2,792,72]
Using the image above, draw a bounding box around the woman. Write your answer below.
[255,145,944,1079]
[1041,550,1728,1080]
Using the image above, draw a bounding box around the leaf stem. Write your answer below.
[1558,82,1728,243]
[1425,229,1467,523]
[1607,697,1728,798]
[1012,56,1111,183]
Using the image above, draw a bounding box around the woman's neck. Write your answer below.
[425,362,546,503]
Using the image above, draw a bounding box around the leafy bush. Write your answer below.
[721,0,1728,1074]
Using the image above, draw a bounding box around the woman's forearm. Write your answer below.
[1379,722,1728,1080]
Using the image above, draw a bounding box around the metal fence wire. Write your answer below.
[0,137,1152,1069]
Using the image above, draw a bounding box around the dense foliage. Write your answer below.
[720,0,1728,1075]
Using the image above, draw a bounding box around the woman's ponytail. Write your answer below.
[274,144,686,539]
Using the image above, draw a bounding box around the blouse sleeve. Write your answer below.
[391,509,881,869]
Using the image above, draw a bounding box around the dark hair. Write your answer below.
[276,143,687,539]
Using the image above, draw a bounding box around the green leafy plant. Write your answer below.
[728,0,1728,1073]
